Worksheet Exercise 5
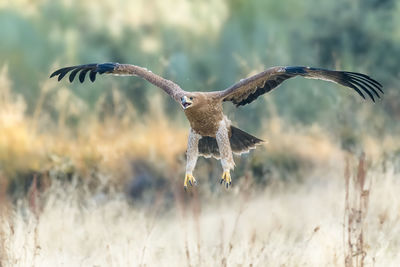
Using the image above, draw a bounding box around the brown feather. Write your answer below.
[50,62,186,103]
[216,66,383,106]
[198,126,264,159]
[183,93,224,137]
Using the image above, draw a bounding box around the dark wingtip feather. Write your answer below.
[347,83,366,100]
[89,70,97,82]
[79,69,90,83]
[49,71,57,78]
[69,68,80,82]
[349,75,381,99]
[50,67,70,79]
[347,72,384,94]
[57,68,72,81]
[57,73,64,81]
[342,72,383,102]
[348,79,375,102]
[50,62,118,82]
[348,71,383,88]
[50,67,68,78]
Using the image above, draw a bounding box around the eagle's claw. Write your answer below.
[220,171,232,189]
[184,173,197,190]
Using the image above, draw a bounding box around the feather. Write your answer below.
[218,66,383,106]
[69,68,81,82]
[50,62,186,103]
[79,68,90,83]
[89,70,97,82]
[198,126,263,159]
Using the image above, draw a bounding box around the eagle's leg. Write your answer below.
[184,128,201,190]
[216,120,235,188]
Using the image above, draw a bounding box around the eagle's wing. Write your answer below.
[50,62,186,102]
[216,66,383,106]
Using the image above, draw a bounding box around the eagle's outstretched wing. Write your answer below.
[50,62,186,102]
[217,66,383,107]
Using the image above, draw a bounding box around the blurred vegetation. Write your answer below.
[0,0,399,196]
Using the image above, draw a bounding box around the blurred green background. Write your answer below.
[1,0,399,125]
[0,0,399,195]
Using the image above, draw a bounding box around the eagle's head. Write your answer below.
[180,93,207,110]
[180,95,196,110]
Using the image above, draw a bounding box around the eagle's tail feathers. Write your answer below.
[230,126,264,155]
[198,126,264,159]
[198,136,220,159]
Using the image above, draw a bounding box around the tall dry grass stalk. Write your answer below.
[138,191,163,267]
[27,175,41,267]
[344,153,371,267]
[0,174,10,267]
[191,187,202,266]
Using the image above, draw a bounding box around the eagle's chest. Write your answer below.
[184,103,223,137]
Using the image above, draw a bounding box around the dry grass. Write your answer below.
[1,163,400,266]
[1,64,397,184]
[1,64,400,266]
[0,65,187,184]
[344,154,369,267]
[1,0,399,264]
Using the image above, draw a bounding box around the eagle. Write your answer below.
[50,63,383,189]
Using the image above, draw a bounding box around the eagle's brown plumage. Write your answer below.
[217,66,383,106]
[50,62,383,189]
[50,63,185,102]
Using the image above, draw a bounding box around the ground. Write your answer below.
[1,163,399,266]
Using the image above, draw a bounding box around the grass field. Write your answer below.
[1,160,400,266]
[1,63,400,266]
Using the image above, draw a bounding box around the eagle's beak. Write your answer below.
[181,96,193,109]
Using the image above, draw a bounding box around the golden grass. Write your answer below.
[1,63,398,182]
[1,162,400,266]
[0,61,398,204]
[344,154,369,267]
[0,66,188,181]
[1,64,400,266]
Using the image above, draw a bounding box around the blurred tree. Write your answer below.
[0,0,397,133]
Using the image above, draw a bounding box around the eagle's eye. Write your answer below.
[189,97,193,100]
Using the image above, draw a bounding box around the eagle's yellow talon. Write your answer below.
[221,171,232,188]
[184,173,197,189]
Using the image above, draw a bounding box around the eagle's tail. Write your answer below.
[198,126,264,159]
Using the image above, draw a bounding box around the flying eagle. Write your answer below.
[50,63,383,189]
